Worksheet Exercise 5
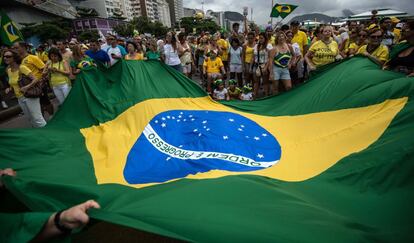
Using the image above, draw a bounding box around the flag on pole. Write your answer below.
[270,3,298,18]
[0,10,24,46]
[0,57,414,242]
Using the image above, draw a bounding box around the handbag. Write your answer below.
[255,47,267,77]
[18,72,43,98]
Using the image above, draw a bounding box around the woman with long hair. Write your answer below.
[269,31,293,95]
[4,50,46,127]
[162,32,184,72]
[44,47,71,105]
[125,41,145,60]
[253,32,272,97]
[70,44,95,78]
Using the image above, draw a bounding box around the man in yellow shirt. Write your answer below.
[36,44,49,63]
[203,50,226,94]
[217,33,229,73]
[290,21,309,55]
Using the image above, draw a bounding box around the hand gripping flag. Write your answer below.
[270,3,298,18]
[1,57,414,242]
[0,10,24,46]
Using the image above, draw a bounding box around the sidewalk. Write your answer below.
[0,92,22,123]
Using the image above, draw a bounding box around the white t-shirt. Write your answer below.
[229,46,242,65]
[107,46,122,66]
[254,43,272,64]
[164,44,181,66]
[214,88,228,100]
[291,43,302,57]
[240,92,253,101]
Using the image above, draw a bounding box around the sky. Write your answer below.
[183,0,414,25]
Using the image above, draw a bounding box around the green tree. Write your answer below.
[112,17,168,37]
[20,19,72,42]
[112,23,134,37]
[179,17,220,34]
[78,30,100,42]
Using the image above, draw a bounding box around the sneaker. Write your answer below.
[1,101,8,109]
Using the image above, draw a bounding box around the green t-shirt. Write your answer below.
[146,51,160,60]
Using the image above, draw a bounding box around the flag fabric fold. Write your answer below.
[0,58,413,242]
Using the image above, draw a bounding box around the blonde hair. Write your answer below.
[274,31,287,46]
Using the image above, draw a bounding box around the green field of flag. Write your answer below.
[0,57,413,242]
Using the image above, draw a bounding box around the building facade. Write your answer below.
[166,0,183,26]
[69,0,133,20]
[157,0,171,27]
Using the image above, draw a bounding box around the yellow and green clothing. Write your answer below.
[244,45,254,63]
[125,52,145,60]
[357,44,389,63]
[49,61,71,87]
[203,57,224,73]
[22,54,45,80]
[217,39,229,61]
[309,40,339,67]
[292,30,308,54]
[7,65,32,98]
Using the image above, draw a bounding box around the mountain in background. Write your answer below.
[289,13,342,24]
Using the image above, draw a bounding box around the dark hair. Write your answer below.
[407,20,414,30]
[290,21,300,26]
[48,47,63,61]
[379,17,391,25]
[257,32,268,51]
[178,32,186,42]
[247,31,255,37]
[231,38,240,46]
[90,39,99,44]
[281,24,290,31]
[4,49,22,64]
[16,41,28,49]
[126,41,138,51]
[232,22,240,28]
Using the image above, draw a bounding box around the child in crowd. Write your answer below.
[203,49,226,94]
[213,79,229,101]
[227,79,241,100]
[239,84,253,101]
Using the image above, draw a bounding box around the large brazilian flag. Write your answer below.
[1,57,414,242]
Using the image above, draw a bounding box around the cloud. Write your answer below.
[184,0,414,25]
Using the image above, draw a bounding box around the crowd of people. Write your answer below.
[0,15,413,127]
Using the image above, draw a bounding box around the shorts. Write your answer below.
[273,65,291,80]
[208,73,221,79]
[230,64,242,73]
[182,63,191,74]
[244,63,253,74]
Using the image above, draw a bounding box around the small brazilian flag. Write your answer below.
[270,3,298,18]
[0,10,24,46]
[1,57,414,242]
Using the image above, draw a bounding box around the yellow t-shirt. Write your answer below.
[244,45,254,63]
[217,39,229,61]
[125,52,145,60]
[393,28,401,44]
[309,40,339,67]
[269,36,276,46]
[203,57,223,73]
[22,54,45,80]
[357,44,389,63]
[7,65,32,98]
[36,51,49,63]
[347,42,359,53]
[292,30,308,54]
[49,61,70,87]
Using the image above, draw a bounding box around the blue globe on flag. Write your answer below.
[124,110,282,184]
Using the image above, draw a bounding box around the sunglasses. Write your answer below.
[107,38,115,40]
[370,35,382,39]
[3,55,12,58]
